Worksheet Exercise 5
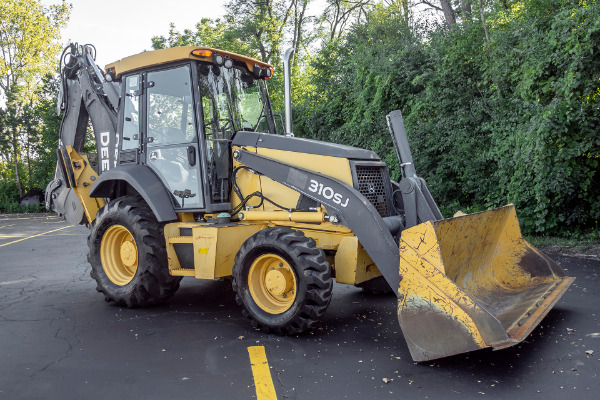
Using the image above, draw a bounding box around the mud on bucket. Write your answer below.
[396,204,574,362]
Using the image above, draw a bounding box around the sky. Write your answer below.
[44,0,226,67]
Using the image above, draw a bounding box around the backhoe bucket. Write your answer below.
[397,205,574,362]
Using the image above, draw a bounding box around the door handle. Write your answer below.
[149,150,160,162]
[187,146,196,167]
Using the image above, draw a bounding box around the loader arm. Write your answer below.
[386,110,443,228]
[45,43,120,224]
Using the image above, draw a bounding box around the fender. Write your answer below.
[89,164,178,222]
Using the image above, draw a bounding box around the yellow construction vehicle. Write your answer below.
[46,43,574,362]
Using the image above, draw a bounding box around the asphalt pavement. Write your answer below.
[0,215,598,399]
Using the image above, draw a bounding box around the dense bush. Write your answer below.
[0,180,45,213]
[295,0,600,235]
[483,0,600,232]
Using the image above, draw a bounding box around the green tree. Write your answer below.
[224,0,298,64]
[482,0,600,232]
[25,74,62,189]
[0,0,70,197]
[151,1,321,113]
[151,18,253,56]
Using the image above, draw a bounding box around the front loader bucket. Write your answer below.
[397,205,574,362]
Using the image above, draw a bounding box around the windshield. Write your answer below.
[197,63,277,141]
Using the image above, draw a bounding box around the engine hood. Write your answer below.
[232,131,380,161]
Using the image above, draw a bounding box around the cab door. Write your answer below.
[120,74,142,164]
[144,65,203,209]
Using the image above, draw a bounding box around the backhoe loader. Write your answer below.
[46,43,574,362]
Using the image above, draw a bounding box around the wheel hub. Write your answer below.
[100,224,138,286]
[265,268,294,295]
[120,241,137,267]
[248,254,297,314]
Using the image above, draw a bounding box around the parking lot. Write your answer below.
[0,215,598,399]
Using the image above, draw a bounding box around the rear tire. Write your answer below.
[88,196,181,307]
[232,227,333,335]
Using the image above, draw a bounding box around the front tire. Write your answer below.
[232,227,333,335]
[88,196,181,307]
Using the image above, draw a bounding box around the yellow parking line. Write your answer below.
[0,225,74,247]
[248,346,278,400]
[0,233,80,238]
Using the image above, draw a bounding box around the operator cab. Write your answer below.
[106,47,277,213]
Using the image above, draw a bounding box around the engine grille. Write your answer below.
[354,164,393,218]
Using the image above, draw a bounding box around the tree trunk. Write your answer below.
[440,0,457,26]
[460,0,473,20]
[27,134,31,182]
[402,0,410,20]
[11,126,22,198]
[479,0,490,45]
[292,0,308,66]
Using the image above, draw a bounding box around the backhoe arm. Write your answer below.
[45,43,120,224]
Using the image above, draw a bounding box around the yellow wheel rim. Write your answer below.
[248,254,297,314]
[100,225,138,286]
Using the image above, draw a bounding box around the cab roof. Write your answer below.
[104,46,273,80]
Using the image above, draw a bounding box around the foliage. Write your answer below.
[0,0,70,199]
[482,0,600,232]
[0,73,62,210]
[295,0,600,235]
[0,175,45,212]
[149,0,599,235]
[151,19,253,56]
[0,0,69,95]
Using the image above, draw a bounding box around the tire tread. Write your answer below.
[232,227,333,335]
[88,196,181,308]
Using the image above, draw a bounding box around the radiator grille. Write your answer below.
[355,165,392,217]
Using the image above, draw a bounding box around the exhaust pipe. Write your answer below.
[386,110,417,178]
[282,47,294,137]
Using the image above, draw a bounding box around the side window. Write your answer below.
[147,66,196,146]
[122,75,140,151]
[239,87,262,131]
